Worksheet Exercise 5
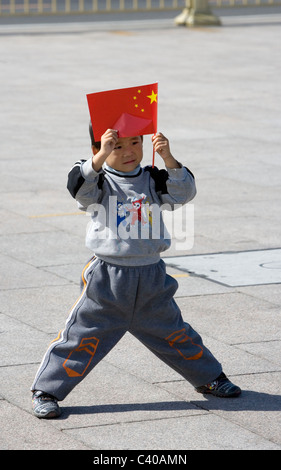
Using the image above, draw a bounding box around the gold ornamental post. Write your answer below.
[175,0,221,26]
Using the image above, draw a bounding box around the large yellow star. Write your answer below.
[147,90,157,104]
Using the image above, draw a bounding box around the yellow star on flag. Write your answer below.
[147,90,157,104]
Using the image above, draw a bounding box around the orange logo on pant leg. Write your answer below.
[63,337,99,377]
[165,328,203,360]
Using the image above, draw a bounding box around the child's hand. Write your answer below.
[92,129,119,172]
[100,129,119,156]
[152,133,180,169]
[152,133,172,160]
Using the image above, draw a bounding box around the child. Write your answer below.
[31,128,241,419]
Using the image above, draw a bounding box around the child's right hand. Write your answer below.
[92,129,119,172]
[100,129,119,157]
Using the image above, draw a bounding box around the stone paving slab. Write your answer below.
[165,249,281,286]
[176,293,280,344]
[0,401,91,450]
[159,372,281,448]
[63,412,280,450]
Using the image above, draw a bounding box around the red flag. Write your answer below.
[87,83,158,140]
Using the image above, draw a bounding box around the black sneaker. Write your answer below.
[32,390,61,418]
[196,372,241,398]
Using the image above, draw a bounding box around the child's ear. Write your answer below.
[91,145,99,155]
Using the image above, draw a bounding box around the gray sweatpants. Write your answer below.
[32,257,222,401]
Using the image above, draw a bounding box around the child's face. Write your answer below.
[106,136,143,173]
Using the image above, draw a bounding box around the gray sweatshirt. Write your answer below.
[67,158,196,266]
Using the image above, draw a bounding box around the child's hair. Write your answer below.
[89,121,101,150]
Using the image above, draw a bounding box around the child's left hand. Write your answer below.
[152,133,180,168]
[152,133,172,160]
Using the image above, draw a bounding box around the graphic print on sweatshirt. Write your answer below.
[116,193,151,232]
[86,191,168,244]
